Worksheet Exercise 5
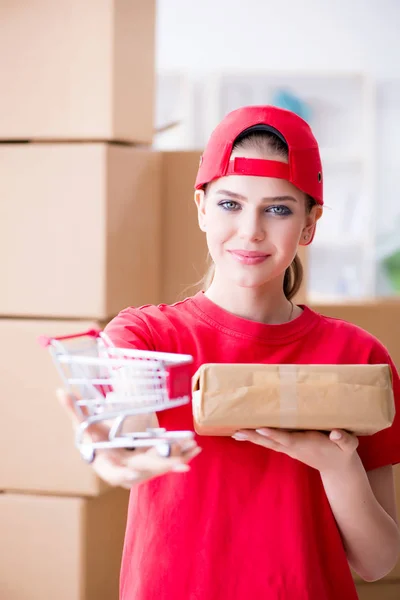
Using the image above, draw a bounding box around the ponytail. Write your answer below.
[283,254,303,301]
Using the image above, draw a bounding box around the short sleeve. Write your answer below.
[357,344,400,471]
[104,307,155,351]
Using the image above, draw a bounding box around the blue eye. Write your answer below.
[267,205,292,216]
[219,200,240,211]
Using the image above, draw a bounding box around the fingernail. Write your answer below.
[255,428,270,437]
[232,432,248,441]
[172,464,190,472]
[330,431,342,441]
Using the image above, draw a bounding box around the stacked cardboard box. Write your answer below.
[0,2,157,598]
[313,301,400,597]
[0,0,155,142]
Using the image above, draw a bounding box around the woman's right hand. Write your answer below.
[57,390,202,489]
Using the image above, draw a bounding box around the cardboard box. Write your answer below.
[356,582,400,599]
[0,319,111,495]
[0,0,155,142]
[0,488,129,600]
[161,151,208,304]
[192,363,394,436]
[160,151,308,305]
[0,143,161,319]
[311,301,400,368]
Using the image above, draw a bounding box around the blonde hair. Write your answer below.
[200,129,316,300]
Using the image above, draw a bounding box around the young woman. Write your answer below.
[68,106,400,599]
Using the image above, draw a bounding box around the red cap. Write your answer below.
[195,105,323,206]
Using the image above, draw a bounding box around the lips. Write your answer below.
[229,250,269,258]
[227,249,270,265]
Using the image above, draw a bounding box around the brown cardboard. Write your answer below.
[389,464,400,579]
[161,151,208,304]
[356,583,400,599]
[0,319,111,495]
[0,143,161,319]
[192,363,395,436]
[0,0,155,142]
[160,151,308,305]
[0,489,129,600]
[311,301,400,368]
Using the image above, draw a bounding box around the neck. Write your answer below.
[205,276,299,325]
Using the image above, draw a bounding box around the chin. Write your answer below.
[231,274,270,289]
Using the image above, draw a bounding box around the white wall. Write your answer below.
[155,0,400,297]
[156,0,400,79]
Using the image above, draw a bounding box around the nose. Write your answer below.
[238,209,265,242]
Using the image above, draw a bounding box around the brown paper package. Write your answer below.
[192,363,395,436]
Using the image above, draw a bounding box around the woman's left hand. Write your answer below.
[232,428,359,474]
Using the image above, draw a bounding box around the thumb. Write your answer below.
[56,389,82,425]
[56,389,110,443]
[329,429,359,452]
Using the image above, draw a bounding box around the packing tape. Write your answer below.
[279,364,298,429]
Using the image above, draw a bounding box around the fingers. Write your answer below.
[124,443,201,472]
[232,429,284,453]
[93,443,202,488]
[165,439,199,458]
[56,389,81,425]
[255,428,294,447]
[56,389,93,427]
[91,456,142,489]
[329,430,359,452]
[234,427,359,455]
[57,389,113,443]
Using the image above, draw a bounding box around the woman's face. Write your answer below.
[195,147,320,291]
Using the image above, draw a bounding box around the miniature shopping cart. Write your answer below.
[38,329,194,463]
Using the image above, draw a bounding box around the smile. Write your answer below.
[227,250,271,265]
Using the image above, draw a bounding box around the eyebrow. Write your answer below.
[214,189,298,203]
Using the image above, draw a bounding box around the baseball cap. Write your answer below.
[195,105,323,206]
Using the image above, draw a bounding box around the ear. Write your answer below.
[194,190,207,232]
[300,205,323,246]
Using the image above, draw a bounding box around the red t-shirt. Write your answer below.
[105,292,400,600]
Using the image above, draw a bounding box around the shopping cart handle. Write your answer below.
[37,328,102,348]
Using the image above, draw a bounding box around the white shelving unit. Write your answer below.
[154,71,197,150]
[155,70,377,302]
[374,79,400,296]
